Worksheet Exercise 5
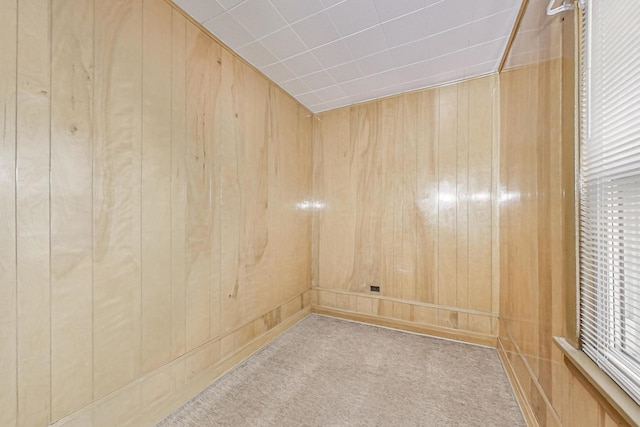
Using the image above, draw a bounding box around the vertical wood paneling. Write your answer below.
[468,77,494,332]
[254,74,275,314]
[400,94,417,302]
[220,52,241,333]
[141,0,172,374]
[352,103,384,292]
[50,0,94,419]
[184,23,211,350]
[0,0,17,425]
[455,82,469,330]
[415,89,439,305]
[294,105,313,297]
[273,89,312,302]
[268,86,284,307]
[377,98,396,300]
[315,109,355,290]
[1,0,313,424]
[93,0,142,399]
[207,40,222,341]
[170,7,187,360]
[16,0,51,425]
[314,77,497,336]
[437,85,458,327]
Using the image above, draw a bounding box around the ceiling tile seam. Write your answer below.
[229,0,445,56]
[221,0,249,14]
[305,3,348,89]
[230,0,351,51]
[263,0,315,59]
[295,52,502,105]
[191,0,521,110]
[252,5,521,75]
[356,0,392,70]
[222,0,352,89]
[220,0,309,84]
[278,33,510,90]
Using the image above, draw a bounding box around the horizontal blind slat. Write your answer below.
[579,0,640,406]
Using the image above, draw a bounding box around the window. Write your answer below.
[579,0,640,404]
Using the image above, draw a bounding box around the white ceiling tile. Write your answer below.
[328,0,381,37]
[184,0,518,111]
[326,61,362,83]
[433,68,467,83]
[261,62,295,82]
[341,78,373,97]
[363,69,400,90]
[236,41,277,67]
[373,0,425,22]
[314,85,347,102]
[311,40,354,69]
[374,85,405,99]
[426,50,468,75]
[425,0,474,37]
[260,27,306,60]
[217,0,244,9]
[321,0,343,8]
[470,7,519,46]
[428,24,470,59]
[388,78,424,94]
[203,13,254,48]
[389,38,429,67]
[292,11,340,49]
[301,71,335,91]
[173,0,225,22]
[282,51,323,76]
[313,97,351,112]
[461,37,508,66]
[394,60,431,83]
[296,92,323,106]
[279,79,312,96]
[270,0,324,23]
[343,26,389,59]
[350,86,394,104]
[464,59,498,78]
[357,50,396,75]
[382,8,429,47]
[472,0,522,20]
[230,0,286,39]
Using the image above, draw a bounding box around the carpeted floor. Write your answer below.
[156,314,525,427]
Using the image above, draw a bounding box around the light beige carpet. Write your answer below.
[156,314,525,427]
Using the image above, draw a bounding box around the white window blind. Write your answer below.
[579,0,640,404]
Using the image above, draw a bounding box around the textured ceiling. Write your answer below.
[173,0,522,112]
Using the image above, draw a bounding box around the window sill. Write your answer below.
[553,336,640,426]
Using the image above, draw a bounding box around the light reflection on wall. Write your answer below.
[499,190,521,202]
[296,200,325,211]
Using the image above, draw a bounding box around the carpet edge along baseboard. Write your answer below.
[48,293,311,427]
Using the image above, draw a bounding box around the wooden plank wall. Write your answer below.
[0,0,312,425]
[498,0,628,425]
[312,75,499,343]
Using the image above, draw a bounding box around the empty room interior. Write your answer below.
[2,0,640,425]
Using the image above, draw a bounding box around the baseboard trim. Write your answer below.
[312,305,497,348]
[496,336,539,427]
[49,294,311,427]
[143,306,311,426]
